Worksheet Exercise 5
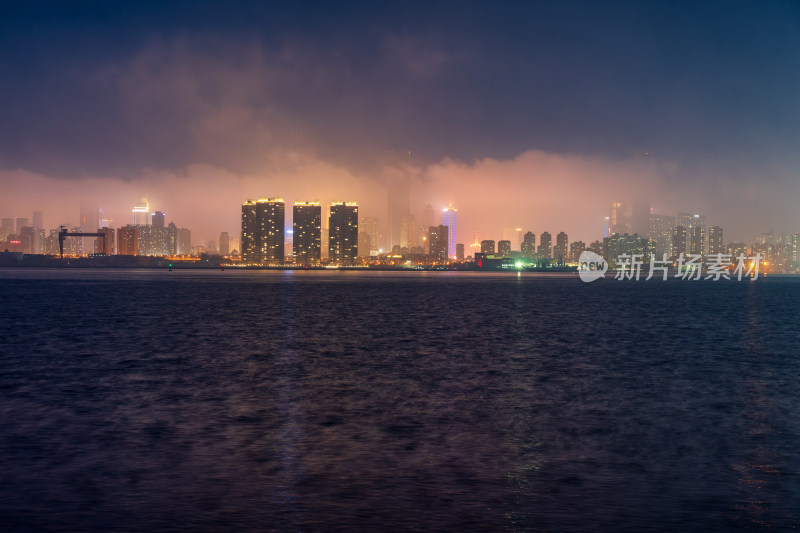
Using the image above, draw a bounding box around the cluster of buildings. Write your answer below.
[241,198,360,265]
[0,203,193,258]
[4,195,800,272]
[238,196,465,267]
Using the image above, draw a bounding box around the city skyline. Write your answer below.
[3,3,800,244]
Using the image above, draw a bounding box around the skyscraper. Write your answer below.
[648,214,675,259]
[152,211,166,228]
[293,201,322,265]
[672,226,688,258]
[428,225,448,262]
[177,228,192,256]
[521,231,536,259]
[422,204,435,253]
[241,200,257,262]
[442,206,457,258]
[329,202,358,265]
[385,150,411,251]
[32,211,44,229]
[554,232,568,264]
[708,226,724,255]
[480,240,496,255]
[133,202,149,226]
[456,243,465,261]
[117,226,139,255]
[498,240,511,256]
[259,198,285,265]
[538,232,552,258]
[690,226,705,256]
[570,241,586,262]
[400,214,416,249]
[1,218,13,240]
[241,197,285,265]
[361,216,378,254]
[95,227,114,255]
[609,201,631,235]
[219,232,230,255]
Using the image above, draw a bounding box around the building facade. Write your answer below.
[329,202,358,265]
[293,201,322,265]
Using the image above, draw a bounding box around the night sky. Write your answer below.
[2,0,799,244]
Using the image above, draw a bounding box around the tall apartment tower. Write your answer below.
[442,206,458,259]
[329,202,358,265]
[428,224,449,262]
[521,231,536,259]
[241,197,285,265]
[293,201,322,265]
[538,232,552,258]
[672,226,688,258]
[498,240,511,257]
[219,232,230,255]
[554,232,568,264]
[708,226,724,255]
[648,214,676,259]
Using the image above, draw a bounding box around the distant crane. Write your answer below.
[58,226,107,259]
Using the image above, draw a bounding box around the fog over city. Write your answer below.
[2,1,800,244]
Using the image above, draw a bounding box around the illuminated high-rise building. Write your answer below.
[259,198,285,265]
[554,232,568,263]
[428,225,448,262]
[609,201,631,235]
[708,226,724,255]
[538,232,552,258]
[648,214,675,259]
[442,206,458,258]
[498,240,511,257]
[241,197,285,264]
[672,226,688,258]
[480,240,495,255]
[117,226,139,255]
[570,241,586,262]
[521,232,536,259]
[293,201,322,265]
[329,202,358,265]
[133,201,149,226]
[690,226,705,256]
[95,227,114,255]
[241,200,257,262]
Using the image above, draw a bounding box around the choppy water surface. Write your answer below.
[2,269,800,532]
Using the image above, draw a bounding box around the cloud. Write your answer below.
[5,147,798,246]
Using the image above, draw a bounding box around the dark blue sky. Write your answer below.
[2,0,799,177]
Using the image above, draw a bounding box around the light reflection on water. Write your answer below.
[1,270,800,531]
